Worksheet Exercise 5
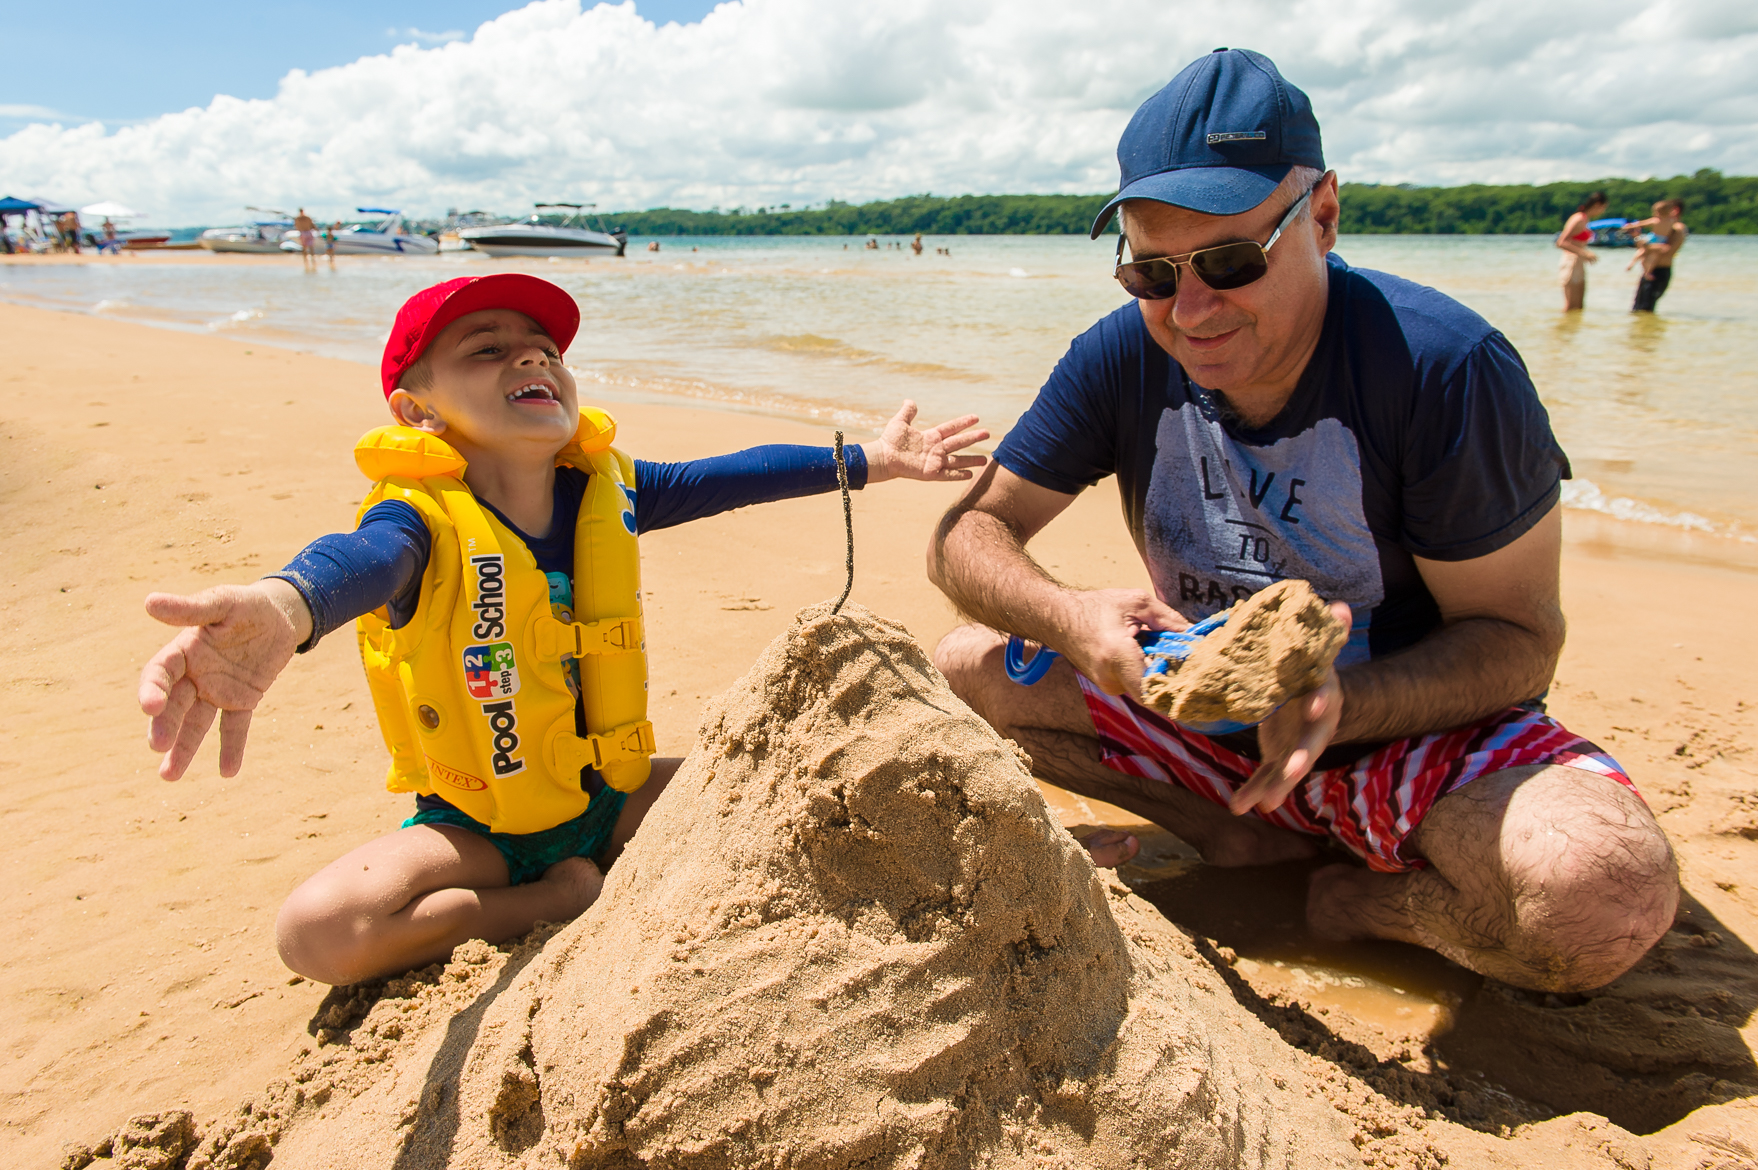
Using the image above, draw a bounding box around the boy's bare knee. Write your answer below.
[276,879,375,986]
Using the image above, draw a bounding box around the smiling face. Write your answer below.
[1119,171,1338,411]
[387,308,579,461]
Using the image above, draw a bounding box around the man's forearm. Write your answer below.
[1336,615,1562,744]
[929,508,1074,643]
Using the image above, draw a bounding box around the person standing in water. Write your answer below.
[1625,199,1687,313]
[1553,191,1605,312]
[294,208,318,271]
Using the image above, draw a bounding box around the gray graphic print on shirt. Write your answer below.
[1142,403,1386,626]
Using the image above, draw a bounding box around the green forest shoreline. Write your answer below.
[607,170,1755,236]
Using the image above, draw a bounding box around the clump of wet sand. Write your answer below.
[1141,580,1348,726]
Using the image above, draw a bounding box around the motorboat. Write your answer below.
[438,209,497,252]
[200,220,295,253]
[458,203,626,257]
[1587,217,1636,248]
[287,208,438,256]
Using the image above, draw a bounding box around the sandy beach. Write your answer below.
[5,300,1758,1166]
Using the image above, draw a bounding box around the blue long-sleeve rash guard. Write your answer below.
[271,443,869,650]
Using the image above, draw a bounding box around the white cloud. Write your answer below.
[390,27,468,46]
[0,103,81,121]
[3,0,1754,223]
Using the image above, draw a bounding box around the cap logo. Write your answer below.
[1207,131,1267,144]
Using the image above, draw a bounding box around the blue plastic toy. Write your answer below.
[1003,610,1258,734]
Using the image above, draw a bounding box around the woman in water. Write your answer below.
[1555,191,1607,312]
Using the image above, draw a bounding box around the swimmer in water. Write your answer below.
[1622,199,1687,313]
[1554,191,1606,312]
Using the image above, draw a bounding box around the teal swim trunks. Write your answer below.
[403,790,629,886]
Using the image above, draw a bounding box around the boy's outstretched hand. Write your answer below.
[862,400,989,483]
[137,579,312,781]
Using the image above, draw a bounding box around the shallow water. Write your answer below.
[1045,786,1477,1040]
[2,233,1755,541]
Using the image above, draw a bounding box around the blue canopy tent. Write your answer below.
[0,196,39,252]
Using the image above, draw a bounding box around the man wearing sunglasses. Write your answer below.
[929,49,1675,993]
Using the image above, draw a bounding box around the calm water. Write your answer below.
[4,234,1755,539]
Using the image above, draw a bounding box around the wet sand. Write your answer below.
[4,301,1757,1163]
[1,249,297,266]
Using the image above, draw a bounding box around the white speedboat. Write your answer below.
[200,220,295,253]
[284,209,438,256]
[458,203,626,257]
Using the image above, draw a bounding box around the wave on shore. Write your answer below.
[1561,479,1754,543]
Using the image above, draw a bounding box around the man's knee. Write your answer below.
[1502,773,1679,990]
[933,624,1007,718]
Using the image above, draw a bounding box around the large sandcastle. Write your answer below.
[67,605,1746,1170]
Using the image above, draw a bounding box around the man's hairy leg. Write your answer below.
[1307,765,1678,991]
[934,624,1318,868]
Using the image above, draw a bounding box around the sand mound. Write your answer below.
[1141,580,1348,726]
[68,604,1742,1170]
[240,604,1364,1168]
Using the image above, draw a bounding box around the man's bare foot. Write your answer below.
[537,856,606,920]
[1306,861,1414,942]
[1077,828,1140,868]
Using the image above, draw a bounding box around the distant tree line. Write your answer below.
[1337,169,1757,234]
[604,170,1755,236]
[609,194,1110,236]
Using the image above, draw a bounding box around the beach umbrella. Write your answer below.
[81,200,141,218]
[0,196,40,212]
[28,196,75,214]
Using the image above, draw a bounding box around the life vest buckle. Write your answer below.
[533,614,644,661]
[589,719,657,770]
[578,616,643,655]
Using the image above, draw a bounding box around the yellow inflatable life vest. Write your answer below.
[353,407,654,835]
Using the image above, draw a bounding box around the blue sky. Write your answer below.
[4,0,1755,222]
[1,1,720,129]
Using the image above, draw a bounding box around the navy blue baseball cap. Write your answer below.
[1090,48,1324,238]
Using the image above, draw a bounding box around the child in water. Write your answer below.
[136,273,987,985]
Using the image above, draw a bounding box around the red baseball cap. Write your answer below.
[380,274,581,398]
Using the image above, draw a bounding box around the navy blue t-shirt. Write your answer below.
[995,256,1568,666]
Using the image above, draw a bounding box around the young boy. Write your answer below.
[1623,198,1687,312]
[137,273,987,985]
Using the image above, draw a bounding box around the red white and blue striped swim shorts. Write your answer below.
[1077,678,1638,873]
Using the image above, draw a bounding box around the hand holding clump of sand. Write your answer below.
[137,579,312,781]
[1135,580,1353,816]
[1223,599,1350,815]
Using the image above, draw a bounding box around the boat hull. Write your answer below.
[204,238,292,254]
[284,232,439,256]
[459,224,625,257]
[468,240,623,257]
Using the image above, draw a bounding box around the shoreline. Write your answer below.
[1,282,1753,567]
[2,301,1755,1162]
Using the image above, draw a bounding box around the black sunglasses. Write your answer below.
[1114,185,1315,300]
